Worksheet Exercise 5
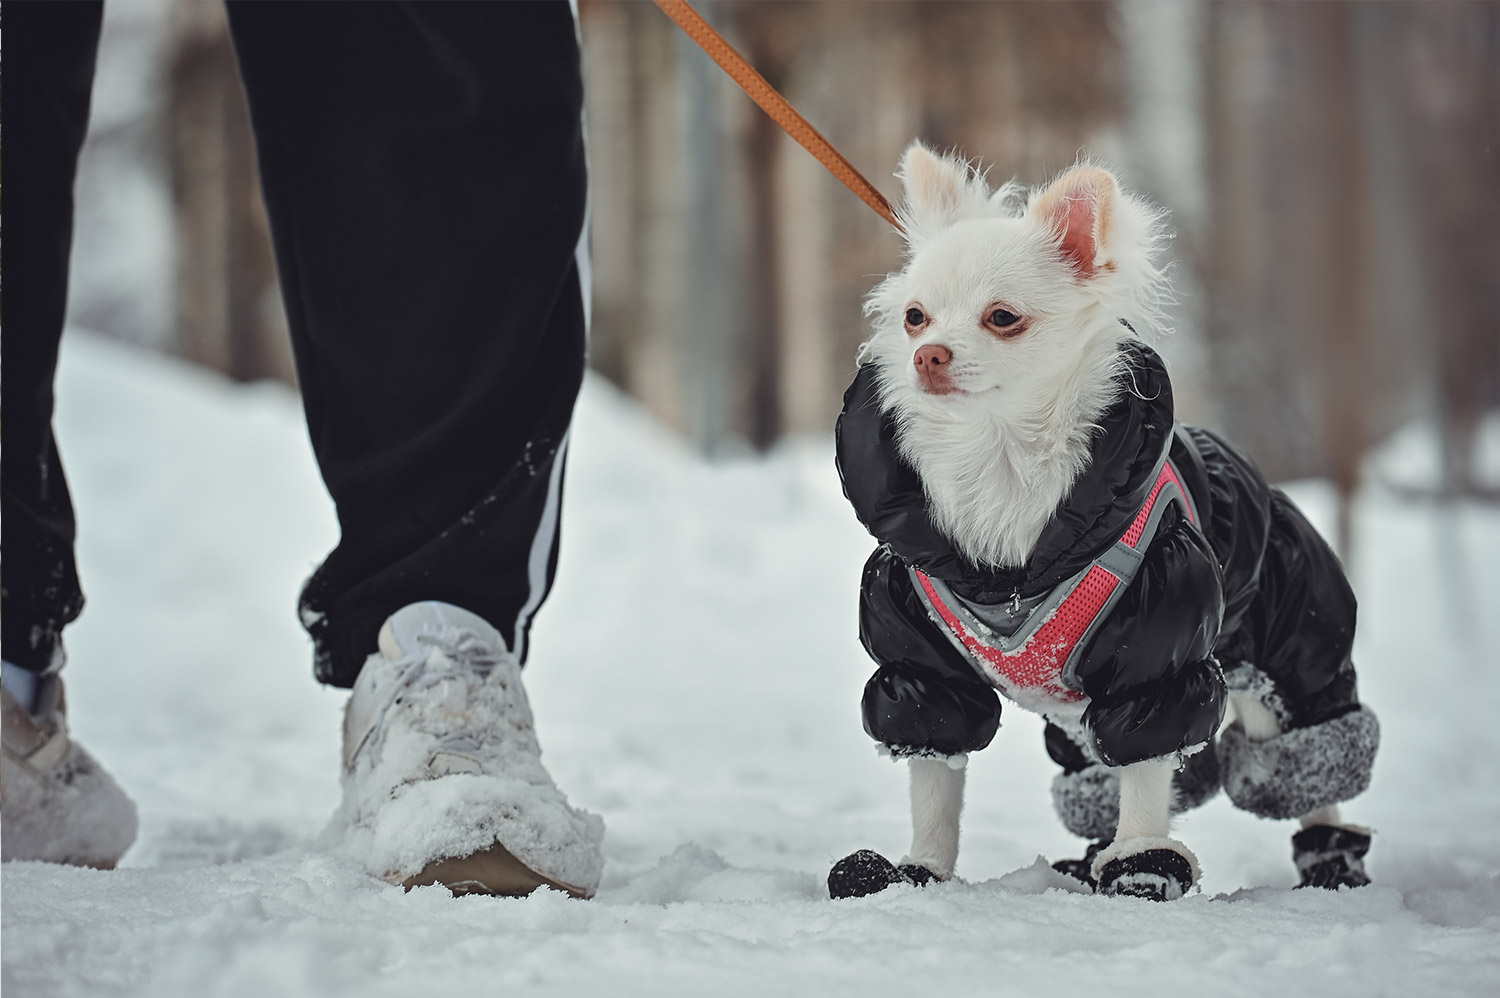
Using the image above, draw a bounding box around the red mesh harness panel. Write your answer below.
[915,459,1196,709]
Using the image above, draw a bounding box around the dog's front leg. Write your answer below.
[1091,757,1201,900]
[1113,756,1174,841]
[902,756,966,879]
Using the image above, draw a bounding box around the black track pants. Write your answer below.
[1,0,104,675]
[1,1,588,687]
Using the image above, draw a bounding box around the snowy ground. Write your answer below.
[4,331,1499,997]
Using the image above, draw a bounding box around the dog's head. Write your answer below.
[863,144,1170,420]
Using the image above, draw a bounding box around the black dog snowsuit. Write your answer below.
[835,341,1378,833]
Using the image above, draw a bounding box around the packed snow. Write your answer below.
[3,331,1498,996]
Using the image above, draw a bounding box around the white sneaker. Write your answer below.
[332,601,604,897]
[1,678,138,868]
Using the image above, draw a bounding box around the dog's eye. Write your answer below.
[904,307,927,328]
[989,309,1020,328]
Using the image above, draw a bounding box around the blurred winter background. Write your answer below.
[8,2,1500,994]
[73,0,1498,556]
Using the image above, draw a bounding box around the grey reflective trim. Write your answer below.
[1095,541,1144,581]
[970,588,1051,639]
[915,567,1084,656]
[1142,438,1173,518]
[909,570,993,680]
[1058,478,1183,691]
[1172,425,1202,526]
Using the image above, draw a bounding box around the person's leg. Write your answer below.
[225,0,601,897]
[224,0,588,686]
[0,0,104,685]
[1,0,139,869]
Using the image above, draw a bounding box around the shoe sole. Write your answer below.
[400,840,593,899]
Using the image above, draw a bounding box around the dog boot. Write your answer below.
[899,861,940,887]
[1092,837,1200,902]
[1051,839,1110,890]
[828,849,939,898]
[1,673,138,868]
[334,601,604,897]
[1292,824,1371,889]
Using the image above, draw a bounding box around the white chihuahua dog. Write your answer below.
[832,144,1378,901]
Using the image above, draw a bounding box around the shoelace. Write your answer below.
[355,627,517,771]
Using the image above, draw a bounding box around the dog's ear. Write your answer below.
[897,142,986,238]
[1028,166,1119,278]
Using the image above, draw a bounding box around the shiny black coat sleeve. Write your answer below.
[1074,504,1229,766]
[858,546,1003,757]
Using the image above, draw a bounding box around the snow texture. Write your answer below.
[1218,707,1381,820]
[3,331,1499,997]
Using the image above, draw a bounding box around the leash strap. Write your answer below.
[652,0,902,232]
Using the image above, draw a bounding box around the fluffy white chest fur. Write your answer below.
[887,341,1124,568]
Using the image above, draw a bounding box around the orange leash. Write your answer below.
[651,0,903,233]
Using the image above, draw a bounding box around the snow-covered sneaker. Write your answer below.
[1,678,138,868]
[333,601,604,897]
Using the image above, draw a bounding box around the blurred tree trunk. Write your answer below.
[734,7,788,452]
[1288,1,1371,558]
[1202,1,1272,461]
[1205,2,1375,557]
[1384,2,1500,501]
[168,0,291,385]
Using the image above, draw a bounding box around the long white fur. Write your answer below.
[1230,692,1284,742]
[902,757,966,879]
[1115,757,1176,841]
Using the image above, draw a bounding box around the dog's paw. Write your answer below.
[1292,824,1372,890]
[828,849,940,898]
[1093,837,1199,902]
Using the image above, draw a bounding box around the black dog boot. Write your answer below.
[828,849,940,898]
[1097,850,1195,901]
[897,862,939,887]
[1051,840,1109,891]
[1093,838,1199,902]
[1293,825,1372,889]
